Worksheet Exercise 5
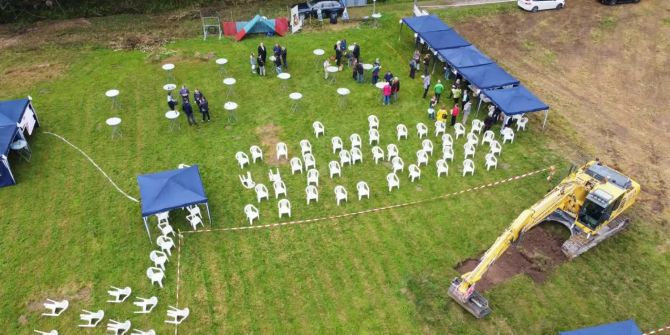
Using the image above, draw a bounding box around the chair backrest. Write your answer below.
[268,168,281,182]
[397,124,407,134]
[486,152,496,162]
[464,159,474,169]
[235,151,248,161]
[147,267,163,279]
[303,153,315,163]
[437,159,448,169]
[339,150,351,160]
[422,139,433,150]
[369,128,379,138]
[278,199,290,210]
[464,143,475,152]
[306,185,318,196]
[519,117,528,125]
[356,181,368,193]
[387,144,398,155]
[273,180,286,191]
[307,169,318,179]
[300,139,311,151]
[467,132,478,142]
[372,146,383,156]
[351,147,362,157]
[244,204,258,216]
[409,164,420,174]
[290,157,302,168]
[250,145,262,155]
[150,250,166,261]
[472,119,483,128]
[491,140,501,150]
[350,133,361,145]
[417,122,427,132]
[483,130,494,140]
[387,173,399,184]
[417,149,427,160]
[442,134,453,145]
[255,183,268,194]
[157,236,172,246]
[368,115,379,128]
[454,123,465,133]
[313,121,324,130]
[329,160,340,171]
[332,136,342,146]
[392,156,403,166]
[334,185,347,196]
[276,142,287,153]
[443,146,454,156]
[502,127,514,137]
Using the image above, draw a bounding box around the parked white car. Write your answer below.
[518,0,565,12]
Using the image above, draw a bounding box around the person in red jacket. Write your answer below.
[383,83,392,106]
[450,103,460,126]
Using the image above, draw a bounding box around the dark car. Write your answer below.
[600,0,639,4]
[293,0,345,20]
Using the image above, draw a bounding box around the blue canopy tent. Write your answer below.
[438,45,493,70]
[399,15,451,38]
[419,29,471,52]
[483,85,550,129]
[137,165,212,241]
[0,97,39,188]
[458,62,519,90]
[558,320,643,335]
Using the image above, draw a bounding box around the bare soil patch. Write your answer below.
[3,63,67,91]
[255,124,284,166]
[456,225,567,292]
[25,283,92,313]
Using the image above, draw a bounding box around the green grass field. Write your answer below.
[1,4,669,334]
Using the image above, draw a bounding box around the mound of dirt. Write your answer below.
[456,225,567,292]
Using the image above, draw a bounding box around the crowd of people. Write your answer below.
[166,85,210,126]
[250,42,288,76]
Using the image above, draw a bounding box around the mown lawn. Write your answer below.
[1,3,668,334]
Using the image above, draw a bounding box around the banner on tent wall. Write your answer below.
[290,6,303,33]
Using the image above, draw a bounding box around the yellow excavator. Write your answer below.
[448,160,640,319]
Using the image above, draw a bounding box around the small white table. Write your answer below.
[362,64,373,71]
[375,82,387,104]
[165,111,180,131]
[105,89,120,109]
[326,66,339,84]
[215,58,228,76]
[224,101,238,124]
[289,92,303,112]
[106,117,122,139]
[277,72,291,90]
[223,77,236,99]
[162,63,175,83]
[337,88,350,107]
[371,13,382,28]
[313,48,325,68]
[163,84,176,92]
[10,139,31,162]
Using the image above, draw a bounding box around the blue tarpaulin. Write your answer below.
[401,15,451,33]
[0,98,38,188]
[438,45,493,70]
[418,29,471,51]
[483,85,549,115]
[559,320,643,335]
[458,63,519,90]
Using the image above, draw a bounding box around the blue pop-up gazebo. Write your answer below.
[400,14,451,35]
[559,320,643,335]
[137,165,212,240]
[483,85,551,128]
[0,97,39,188]
[438,45,493,70]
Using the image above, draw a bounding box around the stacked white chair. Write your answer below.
[187,205,201,218]
[328,161,341,178]
[392,156,404,173]
[165,306,189,325]
[416,149,429,167]
[408,164,421,182]
[107,287,131,303]
[305,185,319,204]
[464,143,476,159]
[331,136,343,153]
[278,199,291,218]
[300,139,312,155]
[485,153,498,170]
[489,140,502,156]
[303,153,316,170]
[249,145,263,163]
[463,159,475,176]
[471,119,484,134]
[396,124,408,140]
[351,147,363,164]
[42,299,68,316]
[371,146,384,164]
[334,185,348,206]
[386,144,399,161]
[268,168,281,183]
[244,204,259,225]
[349,133,362,148]
[290,157,303,174]
[313,121,325,137]
[416,122,428,138]
[276,142,288,160]
[454,123,466,139]
[106,320,131,335]
[254,184,269,203]
[502,127,515,144]
[146,267,164,288]
[386,173,400,192]
[369,128,380,145]
[368,115,379,129]
[79,309,104,327]
[273,180,287,198]
[339,149,352,166]
[442,146,454,162]
[238,171,255,189]
[307,169,319,186]
[133,296,157,314]
[435,121,446,137]
[149,250,168,271]
[356,181,370,200]
[481,130,495,146]
[156,236,174,256]
[235,151,249,168]
[421,139,434,155]
[157,221,174,237]
[517,116,529,131]
[442,133,453,148]
[436,159,449,177]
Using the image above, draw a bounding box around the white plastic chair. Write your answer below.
[454,123,466,139]
[244,204,259,225]
[156,236,174,256]
[106,320,131,335]
[235,151,249,168]
[482,130,495,146]
[386,173,400,192]
[396,124,408,140]
[130,329,155,335]
[516,116,529,131]
[107,286,131,303]
[307,169,319,186]
[408,164,421,182]
[273,180,287,198]
[351,147,363,164]
[249,145,263,163]
[387,144,399,161]
[313,121,325,137]
[186,214,203,230]
[42,299,68,316]
[331,136,344,153]
[489,140,502,156]
[421,139,434,155]
[392,156,404,173]
[165,306,189,325]
[155,211,169,224]
[356,181,370,200]
[349,133,362,148]
[149,250,168,271]
[464,143,476,159]
[442,146,454,162]
[157,221,174,237]
[368,115,379,129]
[238,171,255,189]
[300,139,312,155]
[329,161,341,178]
[33,330,58,335]
[463,159,475,176]
[502,127,515,144]
[268,168,282,183]
[146,267,164,288]
[254,184,269,203]
[306,185,319,204]
[334,185,348,206]
[276,142,288,160]
[416,149,429,167]
[278,199,291,218]
[485,153,498,170]
[187,205,201,218]
[371,146,384,164]
[442,133,453,148]
[416,122,428,138]
[467,132,479,147]
[133,296,158,314]
[303,153,316,170]
[435,121,446,137]
[290,157,303,174]
[368,128,380,145]
[436,159,449,177]
[471,119,483,134]
[79,309,104,327]
[339,149,352,166]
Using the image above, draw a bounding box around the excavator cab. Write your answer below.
[578,189,622,230]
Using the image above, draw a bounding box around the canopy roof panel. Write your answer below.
[137,165,208,217]
[0,98,29,126]
[402,15,451,33]
[438,45,493,70]
[458,63,519,89]
[419,29,471,51]
[483,85,549,115]
[559,320,643,335]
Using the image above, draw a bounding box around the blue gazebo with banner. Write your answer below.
[0,97,40,188]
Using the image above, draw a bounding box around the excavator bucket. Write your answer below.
[448,278,492,319]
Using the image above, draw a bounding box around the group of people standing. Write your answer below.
[250,42,288,76]
[167,85,210,126]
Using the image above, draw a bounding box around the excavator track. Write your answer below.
[562,216,630,259]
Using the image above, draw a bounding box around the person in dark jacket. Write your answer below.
[391,77,400,102]
[355,61,364,83]
[274,55,282,74]
[258,42,267,64]
[371,59,380,84]
[273,43,281,59]
[383,71,393,83]
[199,96,210,122]
[167,92,177,111]
[409,58,417,79]
[334,41,343,69]
[484,111,496,132]
[179,85,190,102]
[352,42,360,62]
[422,54,430,77]
[194,89,203,107]
[257,54,266,76]
[183,100,196,126]
[281,46,288,70]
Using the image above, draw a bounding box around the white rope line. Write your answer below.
[174,231,182,335]
[181,167,549,235]
[43,132,139,203]
[645,324,670,335]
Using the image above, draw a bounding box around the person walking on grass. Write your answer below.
[434,80,444,103]
[451,84,462,107]
[179,85,190,102]
[462,100,472,125]
[422,53,430,77]
[274,55,282,74]
[422,74,431,99]
[258,42,267,65]
[371,60,381,84]
[414,49,421,71]
[199,96,210,122]
[281,46,288,70]
[250,52,257,74]
[352,42,360,62]
[323,58,331,80]
[167,92,177,111]
[257,54,266,76]
[194,89,203,107]
[437,105,448,124]
[383,82,391,106]
[484,110,496,132]
[182,100,196,126]
[428,95,437,120]
[450,103,460,127]
[355,61,364,83]
[409,58,417,79]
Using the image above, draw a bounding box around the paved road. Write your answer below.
[418,0,515,8]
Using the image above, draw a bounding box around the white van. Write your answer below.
[517,0,565,12]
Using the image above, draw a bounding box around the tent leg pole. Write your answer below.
[143,217,151,243]
[476,97,483,117]
[205,202,213,226]
[398,24,402,42]
[543,110,549,130]
[431,54,436,75]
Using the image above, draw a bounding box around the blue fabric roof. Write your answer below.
[0,126,17,156]
[438,45,493,70]
[458,63,519,89]
[0,99,29,126]
[483,85,549,115]
[419,29,471,51]
[137,165,208,217]
[559,320,643,335]
[402,15,451,33]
